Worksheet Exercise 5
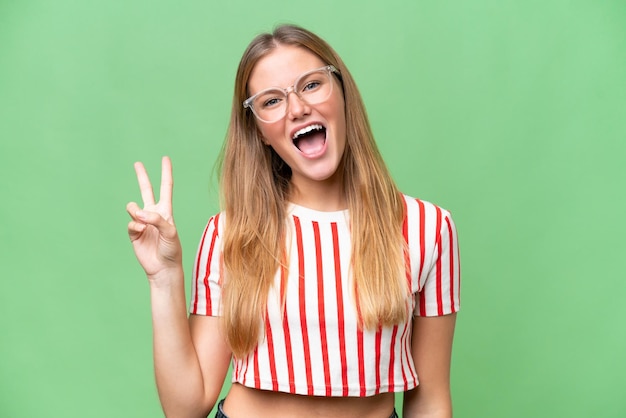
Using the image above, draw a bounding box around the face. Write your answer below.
[247,45,347,198]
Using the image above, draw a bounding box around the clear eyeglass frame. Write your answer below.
[243,65,339,123]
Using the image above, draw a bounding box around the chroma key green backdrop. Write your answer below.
[1,0,625,417]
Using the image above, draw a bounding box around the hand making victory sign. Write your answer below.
[126,156,182,281]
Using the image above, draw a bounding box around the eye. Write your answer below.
[262,97,282,108]
[255,90,285,109]
[302,80,321,92]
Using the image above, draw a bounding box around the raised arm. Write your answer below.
[126,157,231,417]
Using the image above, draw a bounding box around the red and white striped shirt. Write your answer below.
[190,195,460,397]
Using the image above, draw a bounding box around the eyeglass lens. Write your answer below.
[251,69,333,122]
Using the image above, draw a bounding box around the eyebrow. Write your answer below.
[250,66,327,93]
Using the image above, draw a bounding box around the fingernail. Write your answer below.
[136,210,146,220]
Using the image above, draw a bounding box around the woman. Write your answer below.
[127,24,460,418]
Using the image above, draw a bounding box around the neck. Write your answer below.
[288,176,347,212]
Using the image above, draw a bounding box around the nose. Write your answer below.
[286,90,310,120]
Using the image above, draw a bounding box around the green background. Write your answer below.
[1,0,624,416]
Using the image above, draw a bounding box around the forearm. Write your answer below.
[403,389,452,418]
[406,314,457,418]
[149,268,210,417]
[403,409,452,418]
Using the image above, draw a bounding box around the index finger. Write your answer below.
[134,161,155,207]
[159,156,173,212]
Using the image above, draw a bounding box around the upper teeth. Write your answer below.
[293,124,323,139]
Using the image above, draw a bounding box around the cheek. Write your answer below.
[257,122,286,147]
[331,98,347,134]
[256,122,274,141]
[330,91,346,123]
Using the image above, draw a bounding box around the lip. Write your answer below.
[289,120,329,159]
[289,121,327,140]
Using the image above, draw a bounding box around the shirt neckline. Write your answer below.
[287,202,350,223]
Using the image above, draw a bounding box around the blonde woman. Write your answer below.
[127,25,460,418]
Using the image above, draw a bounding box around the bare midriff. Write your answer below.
[222,383,396,418]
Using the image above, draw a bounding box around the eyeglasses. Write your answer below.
[243,65,339,123]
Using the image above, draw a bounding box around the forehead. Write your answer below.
[248,45,326,94]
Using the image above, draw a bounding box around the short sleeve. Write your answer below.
[189,214,224,316]
[414,210,461,317]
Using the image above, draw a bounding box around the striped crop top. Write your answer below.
[190,195,461,397]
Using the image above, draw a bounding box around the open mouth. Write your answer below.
[292,124,327,156]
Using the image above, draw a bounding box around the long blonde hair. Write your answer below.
[218,25,408,357]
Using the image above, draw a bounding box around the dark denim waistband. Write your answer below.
[214,399,398,418]
[215,400,227,418]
